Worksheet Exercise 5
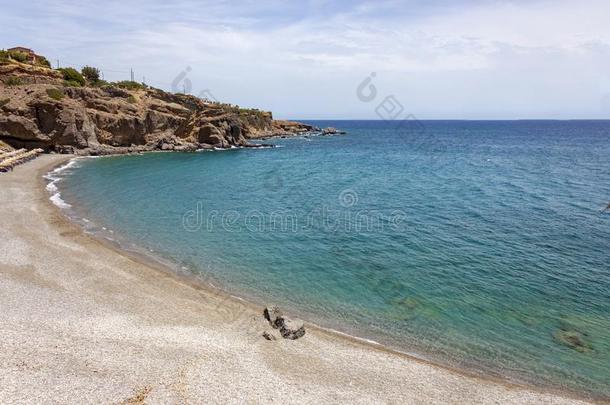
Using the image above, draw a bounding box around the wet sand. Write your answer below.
[0,155,591,404]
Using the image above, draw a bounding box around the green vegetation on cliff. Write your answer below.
[115,80,146,91]
[81,66,100,83]
[0,47,314,154]
[45,88,64,100]
[7,50,28,63]
[58,67,86,87]
[6,76,22,86]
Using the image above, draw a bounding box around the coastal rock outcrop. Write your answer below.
[0,55,324,154]
[321,127,346,135]
[270,120,317,137]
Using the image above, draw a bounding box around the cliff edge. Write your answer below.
[0,49,315,155]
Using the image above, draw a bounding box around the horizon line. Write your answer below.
[284,118,610,122]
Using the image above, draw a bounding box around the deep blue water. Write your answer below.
[55,120,610,397]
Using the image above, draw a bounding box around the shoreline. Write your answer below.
[0,154,596,403]
[39,155,602,403]
[45,156,602,403]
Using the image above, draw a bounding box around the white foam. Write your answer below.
[49,192,71,209]
[47,159,79,176]
[44,158,81,209]
[46,182,58,193]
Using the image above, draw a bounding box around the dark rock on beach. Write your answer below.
[263,305,283,329]
[279,318,306,340]
[263,305,306,340]
[262,330,278,341]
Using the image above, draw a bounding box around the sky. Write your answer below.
[2,0,610,119]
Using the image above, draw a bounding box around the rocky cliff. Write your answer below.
[0,59,315,155]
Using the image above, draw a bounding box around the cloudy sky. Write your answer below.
[3,0,610,119]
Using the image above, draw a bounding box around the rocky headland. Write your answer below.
[0,49,327,155]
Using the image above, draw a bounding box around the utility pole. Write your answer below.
[56,59,60,69]
[130,68,134,82]
[142,75,146,85]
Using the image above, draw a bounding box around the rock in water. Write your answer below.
[263,306,283,329]
[553,330,592,353]
[280,318,306,340]
[321,127,346,135]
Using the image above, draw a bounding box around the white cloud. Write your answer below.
[3,0,610,118]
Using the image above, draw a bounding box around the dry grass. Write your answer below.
[120,386,152,405]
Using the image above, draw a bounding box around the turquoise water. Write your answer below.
[56,121,609,397]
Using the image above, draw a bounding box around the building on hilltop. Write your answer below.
[7,47,38,64]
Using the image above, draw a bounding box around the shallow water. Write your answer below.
[55,120,610,397]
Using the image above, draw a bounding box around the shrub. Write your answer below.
[8,50,28,63]
[46,88,64,100]
[90,79,108,87]
[126,95,137,104]
[0,50,8,63]
[37,56,51,68]
[58,67,85,86]
[238,107,267,120]
[0,98,10,107]
[63,80,83,87]
[114,80,145,91]
[6,76,23,86]
[81,66,100,82]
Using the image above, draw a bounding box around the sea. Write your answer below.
[48,120,610,398]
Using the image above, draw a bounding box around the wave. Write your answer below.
[49,192,71,209]
[44,158,80,209]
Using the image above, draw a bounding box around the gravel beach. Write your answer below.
[0,155,590,404]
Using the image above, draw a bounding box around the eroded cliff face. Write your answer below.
[0,63,314,154]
